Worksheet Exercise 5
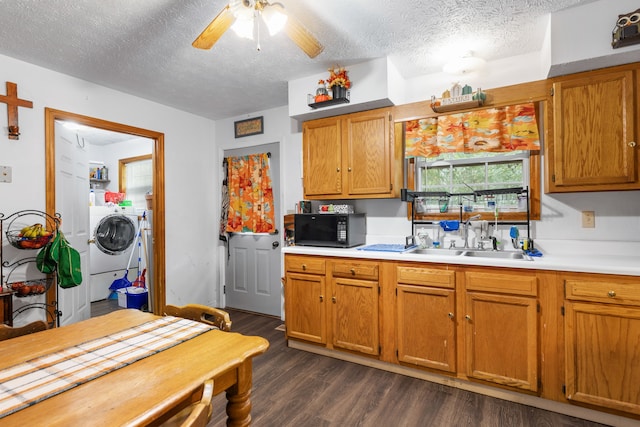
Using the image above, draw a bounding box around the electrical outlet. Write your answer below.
[582,211,595,228]
[0,165,11,183]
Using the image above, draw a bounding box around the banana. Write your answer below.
[20,223,43,239]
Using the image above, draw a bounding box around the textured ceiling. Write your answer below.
[0,0,599,121]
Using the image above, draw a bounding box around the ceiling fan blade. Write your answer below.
[277,6,324,58]
[192,5,236,50]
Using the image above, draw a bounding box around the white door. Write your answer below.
[224,143,281,317]
[55,121,91,325]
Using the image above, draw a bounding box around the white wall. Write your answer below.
[549,0,640,76]
[0,53,219,309]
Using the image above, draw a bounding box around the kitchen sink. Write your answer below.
[462,250,530,260]
[407,248,530,260]
[408,248,464,256]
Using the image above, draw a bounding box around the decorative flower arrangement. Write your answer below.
[327,67,351,89]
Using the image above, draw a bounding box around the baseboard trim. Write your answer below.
[288,340,637,427]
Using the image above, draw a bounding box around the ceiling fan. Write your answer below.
[192,0,324,58]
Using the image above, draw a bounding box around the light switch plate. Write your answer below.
[0,166,11,183]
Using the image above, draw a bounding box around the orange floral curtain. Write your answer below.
[226,153,276,233]
[404,103,540,158]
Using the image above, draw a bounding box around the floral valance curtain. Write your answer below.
[226,153,276,233]
[404,103,541,158]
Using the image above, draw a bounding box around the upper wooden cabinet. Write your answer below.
[302,108,402,199]
[547,65,640,192]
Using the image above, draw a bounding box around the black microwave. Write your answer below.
[294,213,366,248]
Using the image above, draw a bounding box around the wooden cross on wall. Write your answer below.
[0,82,33,140]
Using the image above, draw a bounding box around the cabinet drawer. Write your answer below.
[285,255,325,275]
[396,265,454,289]
[332,260,379,280]
[565,277,640,306]
[465,271,537,296]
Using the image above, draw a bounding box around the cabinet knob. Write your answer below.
[319,295,324,302]
[350,268,356,275]
[629,141,637,148]
[337,167,340,172]
[448,312,454,319]
[302,264,307,271]
[608,290,616,298]
[332,296,337,303]
[348,167,352,172]
[465,315,471,321]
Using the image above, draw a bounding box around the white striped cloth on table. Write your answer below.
[0,316,213,418]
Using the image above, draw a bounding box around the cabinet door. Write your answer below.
[343,109,393,196]
[302,116,343,197]
[285,272,326,344]
[397,284,456,372]
[565,301,640,415]
[464,292,538,392]
[332,277,379,355]
[550,69,638,191]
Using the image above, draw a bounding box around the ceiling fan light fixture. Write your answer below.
[442,52,486,75]
[262,6,287,36]
[231,16,255,40]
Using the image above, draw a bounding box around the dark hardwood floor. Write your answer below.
[90,298,125,317]
[207,309,610,427]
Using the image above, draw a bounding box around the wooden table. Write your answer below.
[0,309,269,426]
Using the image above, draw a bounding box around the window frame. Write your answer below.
[405,145,541,222]
[119,154,153,206]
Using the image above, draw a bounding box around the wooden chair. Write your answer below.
[164,304,232,331]
[0,320,47,341]
[161,379,214,427]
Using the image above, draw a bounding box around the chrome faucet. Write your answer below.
[463,214,481,249]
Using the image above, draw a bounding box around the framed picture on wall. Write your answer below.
[234,116,264,138]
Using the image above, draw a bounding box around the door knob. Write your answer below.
[272,241,279,249]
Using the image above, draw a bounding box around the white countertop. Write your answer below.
[283,245,640,277]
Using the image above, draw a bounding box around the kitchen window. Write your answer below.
[408,150,540,220]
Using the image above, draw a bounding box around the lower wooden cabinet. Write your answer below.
[463,270,539,393]
[285,255,380,357]
[284,253,640,421]
[284,255,326,344]
[331,260,380,355]
[396,265,456,373]
[564,273,640,415]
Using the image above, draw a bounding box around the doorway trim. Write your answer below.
[44,108,166,315]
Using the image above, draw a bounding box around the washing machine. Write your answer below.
[89,206,139,301]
